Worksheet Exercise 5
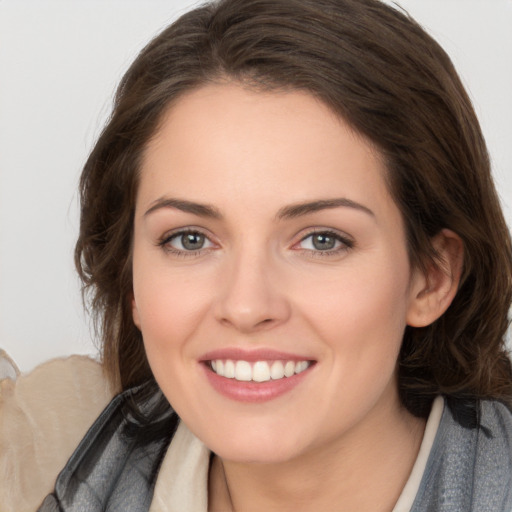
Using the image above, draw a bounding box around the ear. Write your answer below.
[406,229,464,328]
[131,294,142,330]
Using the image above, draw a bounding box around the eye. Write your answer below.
[160,229,215,254]
[295,230,353,254]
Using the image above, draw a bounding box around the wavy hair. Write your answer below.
[75,0,512,416]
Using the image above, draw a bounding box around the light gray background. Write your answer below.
[1,0,511,372]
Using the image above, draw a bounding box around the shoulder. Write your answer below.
[479,399,512,433]
[0,354,114,512]
[412,398,512,512]
[38,381,179,511]
[445,398,512,462]
[472,400,512,486]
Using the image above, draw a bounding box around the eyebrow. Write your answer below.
[144,196,374,220]
[144,197,222,219]
[276,198,374,219]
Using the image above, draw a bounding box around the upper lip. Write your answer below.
[200,348,315,362]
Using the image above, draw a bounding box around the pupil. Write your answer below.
[182,233,204,250]
[313,234,335,250]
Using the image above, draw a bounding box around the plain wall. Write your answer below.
[1,0,511,372]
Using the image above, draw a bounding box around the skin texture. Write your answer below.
[131,83,463,511]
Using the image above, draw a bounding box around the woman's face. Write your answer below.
[132,83,424,463]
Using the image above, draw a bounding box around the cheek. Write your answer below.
[298,255,411,364]
[132,260,215,358]
[295,258,411,427]
[133,268,216,405]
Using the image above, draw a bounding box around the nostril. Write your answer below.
[254,318,277,329]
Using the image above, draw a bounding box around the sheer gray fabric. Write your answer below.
[38,384,177,511]
[38,389,512,511]
[411,399,512,511]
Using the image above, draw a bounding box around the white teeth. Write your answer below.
[224,359,235,378]
[235,361,252,381]
[295,361,309,374]
[253,361,271,382]
[211,359,310,382]
[270,361,285,380]
[284,361,295,377]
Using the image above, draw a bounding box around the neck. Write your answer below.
[208,397,426,512]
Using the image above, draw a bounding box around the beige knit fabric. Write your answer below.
[0,353,114,512]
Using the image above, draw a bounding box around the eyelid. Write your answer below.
[292,228,354,254]
[157,227,218,255]
[156,226,353,258]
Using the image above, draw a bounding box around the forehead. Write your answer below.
[137,83,394,220]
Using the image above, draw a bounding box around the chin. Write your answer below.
[201,422,314,465]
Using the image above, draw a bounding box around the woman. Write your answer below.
[39,0,512,510]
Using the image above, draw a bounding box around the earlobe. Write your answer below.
[406,229,464,328]
[132,295,141,329]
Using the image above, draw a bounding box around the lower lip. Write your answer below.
[202,363,313,403]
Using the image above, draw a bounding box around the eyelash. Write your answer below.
[157,228,215,257]
[157,228,354,258]
[294,229,354,258]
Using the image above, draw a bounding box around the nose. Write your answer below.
[213,248,291,333]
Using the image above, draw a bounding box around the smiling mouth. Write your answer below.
[208,359,312,382]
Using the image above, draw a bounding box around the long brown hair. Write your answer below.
[75,0,512,416]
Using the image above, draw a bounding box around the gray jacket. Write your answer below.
[38,385,512,511]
